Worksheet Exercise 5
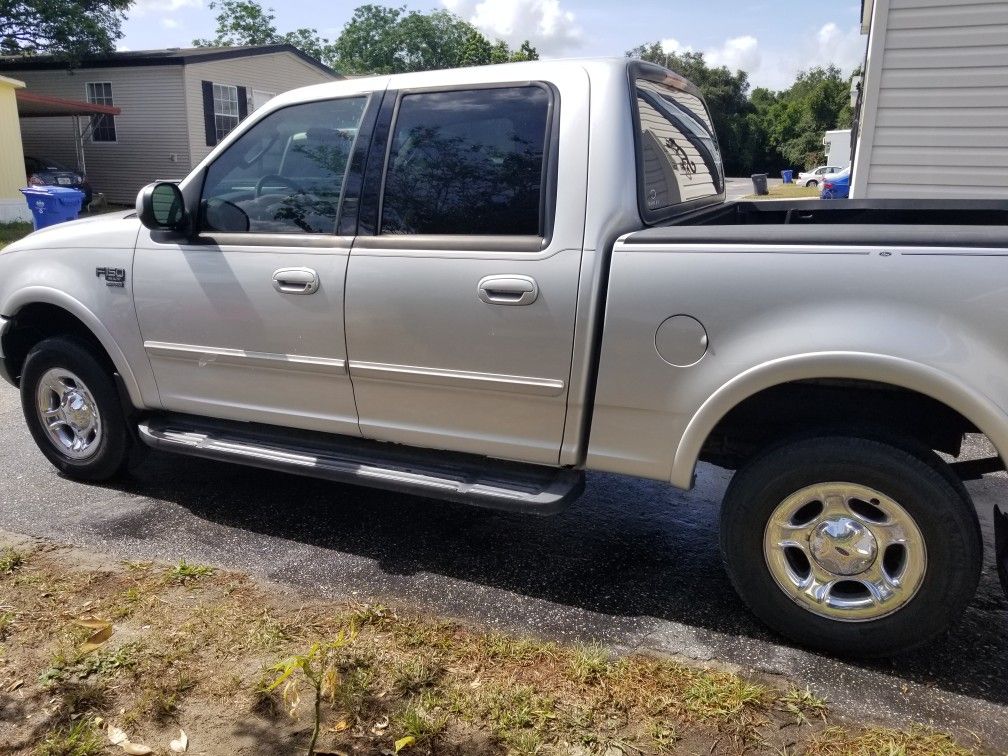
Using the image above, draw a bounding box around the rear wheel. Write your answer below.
[720,435,982,656]
[20,336,132,481]
[805,179,819,188]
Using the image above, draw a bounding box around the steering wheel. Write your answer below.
[255,174,301,198]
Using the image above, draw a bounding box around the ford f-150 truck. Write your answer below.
[2,59,1006,657]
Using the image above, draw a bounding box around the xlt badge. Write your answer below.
[95,267,126,288]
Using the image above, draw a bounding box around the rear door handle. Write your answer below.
[477,275,538,306]
[272,267,319,295]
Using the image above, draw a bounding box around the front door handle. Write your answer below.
[477,275,539,306]
[273,267,319,295]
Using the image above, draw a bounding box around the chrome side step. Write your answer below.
[137,414,584,514]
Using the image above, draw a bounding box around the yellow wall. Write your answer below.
[0,75,27,201]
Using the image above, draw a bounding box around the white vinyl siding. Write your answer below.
[14,66,189,204]
[183,52,336,165]
[212,82,239,142]
[85,81,117,142]
[851,0,1008,198]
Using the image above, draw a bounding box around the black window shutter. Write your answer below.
[201,80,216,146]
[237,86,248,120]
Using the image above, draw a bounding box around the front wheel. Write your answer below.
[20,336,132,481]
[720,435,982,657]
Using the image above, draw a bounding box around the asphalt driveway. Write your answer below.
[0,383,1005,750]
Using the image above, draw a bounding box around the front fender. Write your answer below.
[670,351,1008,489]
[2,286,147,408]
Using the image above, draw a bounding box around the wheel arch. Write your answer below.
[1,289,144,408]
[671,351,1008,489]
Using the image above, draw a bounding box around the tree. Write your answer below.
[330,4,537,74]
[197,1,538,74]
[193,0,335,63]
[628,42,855,174]
[0,0,133,61]
[627,42,756,176]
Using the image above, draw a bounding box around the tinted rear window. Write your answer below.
[634,78,723,217]
[381,87,550,235]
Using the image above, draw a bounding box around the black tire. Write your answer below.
[805,179,818,188]
[720,435,982,657]
[20,336,132,481]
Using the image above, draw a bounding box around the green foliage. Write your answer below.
[0,547,24,573]
[167,559,214,584]
[0,0,133,61]
[195,1,539,74]
[629,42,855,174]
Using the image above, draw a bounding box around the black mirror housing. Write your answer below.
[136,182,187,231]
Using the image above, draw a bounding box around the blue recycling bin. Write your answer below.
[781,169,794,184]
[20,186,85,231]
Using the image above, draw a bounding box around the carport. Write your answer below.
[14,90,121,175]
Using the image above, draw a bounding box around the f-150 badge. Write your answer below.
[95,267,126,287]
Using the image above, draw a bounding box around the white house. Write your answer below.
[0,45,340,204]
[824,129,852,170]
[850,0,1008,199]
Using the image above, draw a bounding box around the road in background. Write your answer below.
[725,176,783,200]
[0,383,1005,749]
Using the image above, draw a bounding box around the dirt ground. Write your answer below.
[0,533,979,756]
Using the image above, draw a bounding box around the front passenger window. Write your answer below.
[200,97,367,234]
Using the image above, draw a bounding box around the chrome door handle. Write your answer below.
[272,267,319,295]
[477,275,539,306]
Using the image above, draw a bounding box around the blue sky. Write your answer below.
[123,0,865,91]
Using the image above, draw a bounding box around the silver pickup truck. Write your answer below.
[1,59,1006,657]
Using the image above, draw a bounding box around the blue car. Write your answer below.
[820,167,850,199]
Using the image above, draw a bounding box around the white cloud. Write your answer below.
[705,35,761,73]
[660,38,691,55]
[161,18,180,29]
[443,0,582,56]
[131,0,201,15]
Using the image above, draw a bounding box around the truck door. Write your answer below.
[345,73,589,465]
[133,91,379,436]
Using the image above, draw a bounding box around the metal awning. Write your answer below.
[15,90,120,117]
[14,90,122,177]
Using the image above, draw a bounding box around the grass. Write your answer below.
[0,539,983,756]
[744,182,821,200]
[0,546,24,573]
[34,719,105,756]
[0,221,32,249]
[166,559,214,584]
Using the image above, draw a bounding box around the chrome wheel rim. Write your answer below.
[763,483,926,622]
[35,368,103,460]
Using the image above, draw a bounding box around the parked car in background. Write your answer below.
[24,157,92,208]
[796,165,841,188]
[821,167,851,199]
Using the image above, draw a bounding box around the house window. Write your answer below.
[85,82,116,142]
[212,83,240,142]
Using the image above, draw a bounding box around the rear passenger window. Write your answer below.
[381,87,550,236]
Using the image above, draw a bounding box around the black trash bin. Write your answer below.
[751,173,769,195]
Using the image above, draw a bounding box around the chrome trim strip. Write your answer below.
[349,360,565,397]
[144,341,346,375]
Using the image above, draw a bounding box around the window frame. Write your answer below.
[366,81,560,250]
[181,92,379,247]
[628,60,725,226]
[212,83,241,143]
[84,81,117,143]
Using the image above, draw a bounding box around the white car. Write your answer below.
[796,165,842,187]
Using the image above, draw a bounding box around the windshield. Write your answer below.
[633,74,724,221]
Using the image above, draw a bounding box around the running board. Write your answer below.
[137,414,584,514]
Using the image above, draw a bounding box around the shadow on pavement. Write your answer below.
[96,450,1008,708]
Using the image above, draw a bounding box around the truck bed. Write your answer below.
[629,198,1008,248]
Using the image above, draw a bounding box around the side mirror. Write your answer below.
[136,181,186,231]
